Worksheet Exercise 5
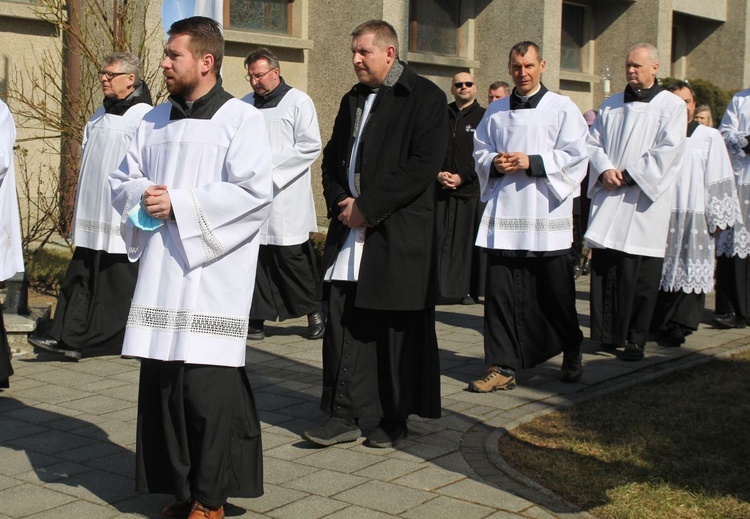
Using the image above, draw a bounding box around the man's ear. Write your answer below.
[201,53,215,75]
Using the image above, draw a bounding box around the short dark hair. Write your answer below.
[168,16,224,76]
[351,20,399,56]
[667,80,695,101]
[508,41,542,65]
[244,47,280,70]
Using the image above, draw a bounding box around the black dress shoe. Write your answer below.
[306,310,325,340]
[621,342,645,361]
[713,313,737,329]
[28,336,82,360]
[581,257,591,276]
[246,320,265,340]
[573,265,581,280]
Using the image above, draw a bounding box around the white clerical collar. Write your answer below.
[516,84,542,102]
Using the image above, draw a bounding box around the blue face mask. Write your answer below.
[128,202,164,231]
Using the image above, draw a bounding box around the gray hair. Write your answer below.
[244,47,281,70]
[102,52,141,81]
[627,43,659,64]
[489,81,510,95]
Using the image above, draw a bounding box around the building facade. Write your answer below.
[2,0,749,228]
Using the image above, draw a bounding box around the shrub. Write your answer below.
[660,76,737,127]
[25,248,72,295]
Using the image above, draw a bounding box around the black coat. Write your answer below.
[441,100,485,199]
[321,63,448,311]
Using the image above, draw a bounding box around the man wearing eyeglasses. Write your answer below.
[28,52,152,360]
[240,48,324,342]
[436,72,486,305]
[471,41,588,393]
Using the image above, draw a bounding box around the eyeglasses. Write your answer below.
[245,68,278,82]
[100,71,129,80]
[454,81,474,88]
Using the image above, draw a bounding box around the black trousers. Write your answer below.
[320,281,441,420]
[484,254,583,370]
[49,247,138,350]
[651,289,706,332]
[0,310,13,389]
[715,255,750,324]
[590,249,663,347]
[136,360,263,508]
[249,241,320,321]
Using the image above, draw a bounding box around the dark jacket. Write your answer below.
[321,62,448,311]
[441,100,485,199]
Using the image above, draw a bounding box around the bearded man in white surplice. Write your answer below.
[109,17,272,519]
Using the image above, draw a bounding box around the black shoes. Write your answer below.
[713,313,746,329]
[621,342,645,361]
[246,320,265,340]
[28,336,82,360]
[306,310,325,340]
[581,257,591,276]
[364,418,408,448]
[654,323,686,346]
[301,417,361,446]
[560,346,583,383]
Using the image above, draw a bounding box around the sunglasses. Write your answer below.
[454,82,474,88]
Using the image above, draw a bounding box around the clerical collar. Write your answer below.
[253,77,292,109]
[169,78,233,120]
[509,84,548,110]
[623,82,662,103]
[687,119,700,138]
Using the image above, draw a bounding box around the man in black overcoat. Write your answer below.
[301,19,447,448]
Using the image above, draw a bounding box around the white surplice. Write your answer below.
[110,100,273,367]
[241,88,321,246]
[661,123,740,293]
[0,100,23,282]
[72,104,152,253]
[717,88,750,259]
[473,92,589,252]
[585,90,686,257]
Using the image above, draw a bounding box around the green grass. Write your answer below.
[497,350,750,519]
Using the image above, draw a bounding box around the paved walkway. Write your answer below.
[2,277,749,518]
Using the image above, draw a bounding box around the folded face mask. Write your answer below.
[128,202,164,231]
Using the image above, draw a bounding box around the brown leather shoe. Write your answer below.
[161,500,191,519]
[188,502,224,519]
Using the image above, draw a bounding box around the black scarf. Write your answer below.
[252,77,292,109]
[623,83,662,103]
[103,80,153,116]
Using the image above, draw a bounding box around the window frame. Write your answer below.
[223,0,295,36]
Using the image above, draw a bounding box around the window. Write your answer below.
[409,0,461,56]
[561,3,585,72]
[225,0,292,35]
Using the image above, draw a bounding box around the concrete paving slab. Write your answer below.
[283,468,368,497]
[401,495,496,519]
[334,480,434,515]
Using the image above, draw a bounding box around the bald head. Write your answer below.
[451,72,476,109]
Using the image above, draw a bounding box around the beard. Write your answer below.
[165,69,200,99]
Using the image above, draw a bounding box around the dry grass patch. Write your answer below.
[498,350,750,518]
